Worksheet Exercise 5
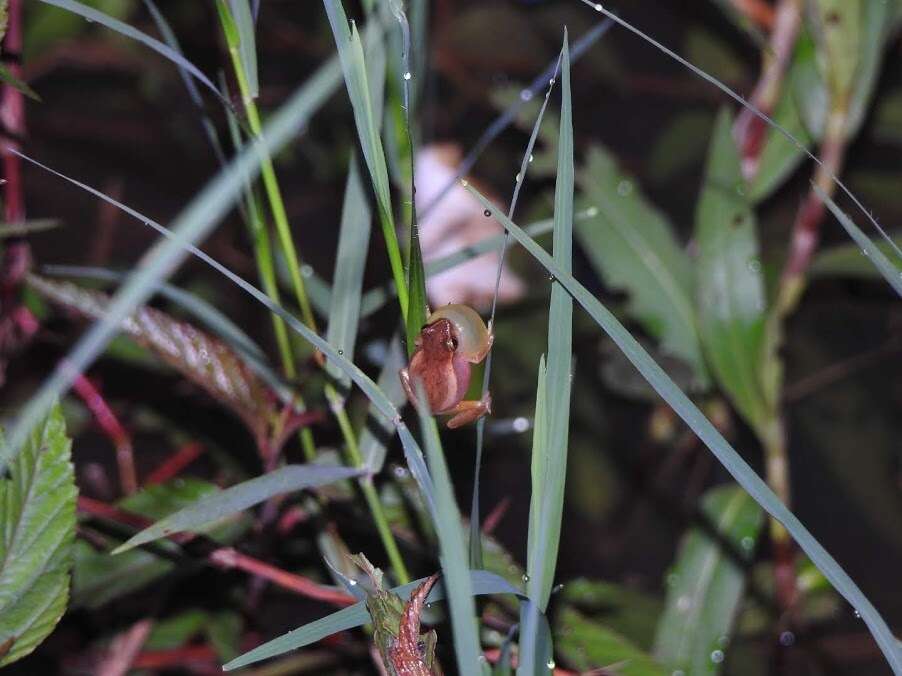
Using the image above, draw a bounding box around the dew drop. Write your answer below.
[549,78,556,86]
[546,659,556,669]
[515,172,521,182]
[460,179,469,187]
[520,89,534,102]
[710,649,725,664]
[853,609,862,619]
[585,206,599,217]
[616,180,633,197]
[779,631,795,647]
[403,71,412,81]
[529,153,535,163]
[349,578,358,586]
[861,248,869,257]
[512,416,530,433]
[522,574,530,583]
[672,671,685,676]
[301,264,314,278]
[552,583,565,594]
[747,259,761,273]
[548,275,556,282]
[337,349,344,356]
[676,595,692,612]
[483,209,492,217]
[740,536,755,551]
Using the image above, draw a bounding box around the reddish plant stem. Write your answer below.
[209,547,357,607]
[734,0,803,180]
[144,441,205,485]
[731,0,777,30]
[131,645,218,670]
[77,496,355,607]
[96,618,154,676]
[481,496,510,535]
[72,373,138,494]
[1,0,25,225]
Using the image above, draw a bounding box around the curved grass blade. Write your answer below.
[1,53,342,470]
[653,485,763,674]
[113,464,362,553]
[0,404,76,667]
[809,231,902,280]
[37,0,230,111]
[814,185,902,297]
[464,183,902,675]
[223,570,524,670]
[521,33,573,676]
[415,383,484,674]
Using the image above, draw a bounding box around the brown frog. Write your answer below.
[400,304,493,429]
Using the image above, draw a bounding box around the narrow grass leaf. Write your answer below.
[653,485,763,674]
[226,0,258,98]
[113,464,362,553]
[326,155,372,390]
[0,62,40,101]
[815,185,902,297]
[465,183,902,675]
[809,231,902,279]
[695,109,770,432]
[522,34,574,676]
[323,0,408,318]
[1,53,342,469]
[37,0,227,108]
[0,218,59,238]
[360,338,406,473]
[224,570,522,670]
[414,383,485,673]
[0,404,77,667]
[576,146,707,385]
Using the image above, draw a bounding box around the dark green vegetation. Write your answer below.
[0,1,901,674]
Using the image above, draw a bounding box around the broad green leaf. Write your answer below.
[695,109,770,432]
[647,110,714,183]
[809,231,902,279]
[113,464,362,553]
[0,404,77,666]
[556,607,662,675]
[223,570,523,670]
[653,485,763,674]
[464,184,902,674]
[811,0,861,101]
[558,578,662,650]
[415,387,485,674]
[684,27,746,84]
[576,146,707,386]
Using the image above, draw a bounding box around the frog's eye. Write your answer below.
[427,304,489,361]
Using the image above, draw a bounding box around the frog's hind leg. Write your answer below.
[443,393,492,429]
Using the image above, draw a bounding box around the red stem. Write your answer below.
[72,374,138,494]
[144,441,205,485]
[1,0,24,225]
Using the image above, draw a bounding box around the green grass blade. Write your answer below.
[653,485,763,674]
[323,0,408,319]
[521,33,574,676]
[226,0,258,98]
[695,108,770,432]
[414,384,485,674]
[0,404,76,667]
[814,185,902,297]
[113,464,363,554]
[0,218,59,238]
[464,183,902,675]
[360,338,407,473]
[38,0,228,109]
[326,155,372,390]
[1,54,342,469]
[223,570,523,670]
[810,231,902,279]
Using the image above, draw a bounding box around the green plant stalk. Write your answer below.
[217,1,318,334]
[248,194,318,461]
[327,385,411,584]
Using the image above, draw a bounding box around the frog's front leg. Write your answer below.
[399,367,420,411]
[443,392,492,429]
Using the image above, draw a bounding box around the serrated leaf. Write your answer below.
[576,146,707,386]
[114,464,362,552]
[0,404,77,666]
[653,485,763,675]
[555,607,662,675]
[27,275,305,454]
[695,110,770,432]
